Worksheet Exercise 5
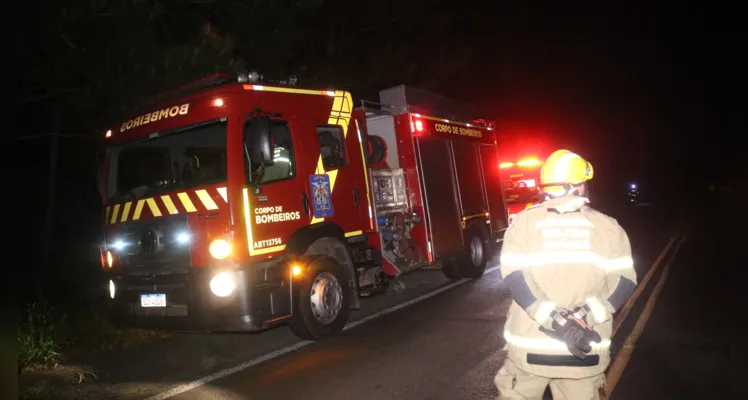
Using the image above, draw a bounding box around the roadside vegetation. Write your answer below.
[18,299,168,399]
[18,300,169,372]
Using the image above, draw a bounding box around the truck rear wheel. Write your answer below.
[458,225,490,279]
[289,255,351,341]
[441,261,462,280]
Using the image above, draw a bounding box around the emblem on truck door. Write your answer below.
[309,174,334,218]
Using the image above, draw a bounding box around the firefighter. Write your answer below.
[495,149,637,399]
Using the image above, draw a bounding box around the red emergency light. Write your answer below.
[500,157,542,169]
[517,157,542,167]
[415,119,424,132]
[411,118,425,134]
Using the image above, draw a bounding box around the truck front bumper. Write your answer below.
[109,259,293,332]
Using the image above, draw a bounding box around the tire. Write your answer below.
[441,261,462,280]
[366,135,387,164]
[289,255,351,341]
[458,224,490,279]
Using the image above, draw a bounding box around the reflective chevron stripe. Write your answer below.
[104,186,228,224]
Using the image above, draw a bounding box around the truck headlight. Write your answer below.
[210,272,235,297]
[176,232,191,244]
[209,239,231,260]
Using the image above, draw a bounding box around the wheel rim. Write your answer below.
[469,235,484,267]
[309,271,343,325]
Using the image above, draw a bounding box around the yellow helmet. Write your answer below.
[539,149,594,196]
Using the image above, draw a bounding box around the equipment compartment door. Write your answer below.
[451,140,487,216]
[479,145,509,234]
[415,138,463,255]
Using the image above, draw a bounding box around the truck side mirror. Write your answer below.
[244,116,273,166]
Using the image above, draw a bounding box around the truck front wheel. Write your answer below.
[289,255,351,341]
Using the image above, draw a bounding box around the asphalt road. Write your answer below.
[160,202,678,400]
[28,200,689,400]
[610,196,733,400]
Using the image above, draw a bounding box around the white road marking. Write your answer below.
[145,265,501,400]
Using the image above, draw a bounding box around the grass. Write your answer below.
[17,299,169,374]
[17,297,170,400]
[18,303,63,371]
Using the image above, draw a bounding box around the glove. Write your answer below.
[569,305,603,351]
[539,307,602,359]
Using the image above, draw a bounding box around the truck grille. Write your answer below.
[111,214,192,273]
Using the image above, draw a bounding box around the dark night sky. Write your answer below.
[15,1,743,314]
[19,4,739,196]
[18,3,741,274]
[443,6,739,199]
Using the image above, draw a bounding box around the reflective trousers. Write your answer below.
[495,358,605,400]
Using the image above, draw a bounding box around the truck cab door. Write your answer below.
[308,116,371,236]
[244,117,308,257]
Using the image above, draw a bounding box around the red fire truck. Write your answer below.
[98,72,508,340]
[499,156,544,225]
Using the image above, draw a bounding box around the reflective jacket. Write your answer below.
[499,195,636,379]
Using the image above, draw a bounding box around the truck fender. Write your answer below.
[466,218,492,251]
[285,222,361,309]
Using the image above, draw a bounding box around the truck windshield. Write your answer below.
[105,120,227,202]
[504,180,540,205]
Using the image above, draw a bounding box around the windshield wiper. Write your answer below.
[110,180,175,203]
[110,185,149,203]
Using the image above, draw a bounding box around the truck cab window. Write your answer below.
[117,147,173,197]
[317,125,346,169]
[106,120,227,201]
[504,180,540,204]
[183,148,226,185]
[245,120,296,184]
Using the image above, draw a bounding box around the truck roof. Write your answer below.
[379,85,488,124]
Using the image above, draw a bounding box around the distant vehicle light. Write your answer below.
[113,240,125,251]
[109,280,116,299]
[106,251,113,268]
[500,162,514,169]
[105,130,112,138]
[248,70,261,82]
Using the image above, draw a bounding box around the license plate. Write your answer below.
[141,293,166,308]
